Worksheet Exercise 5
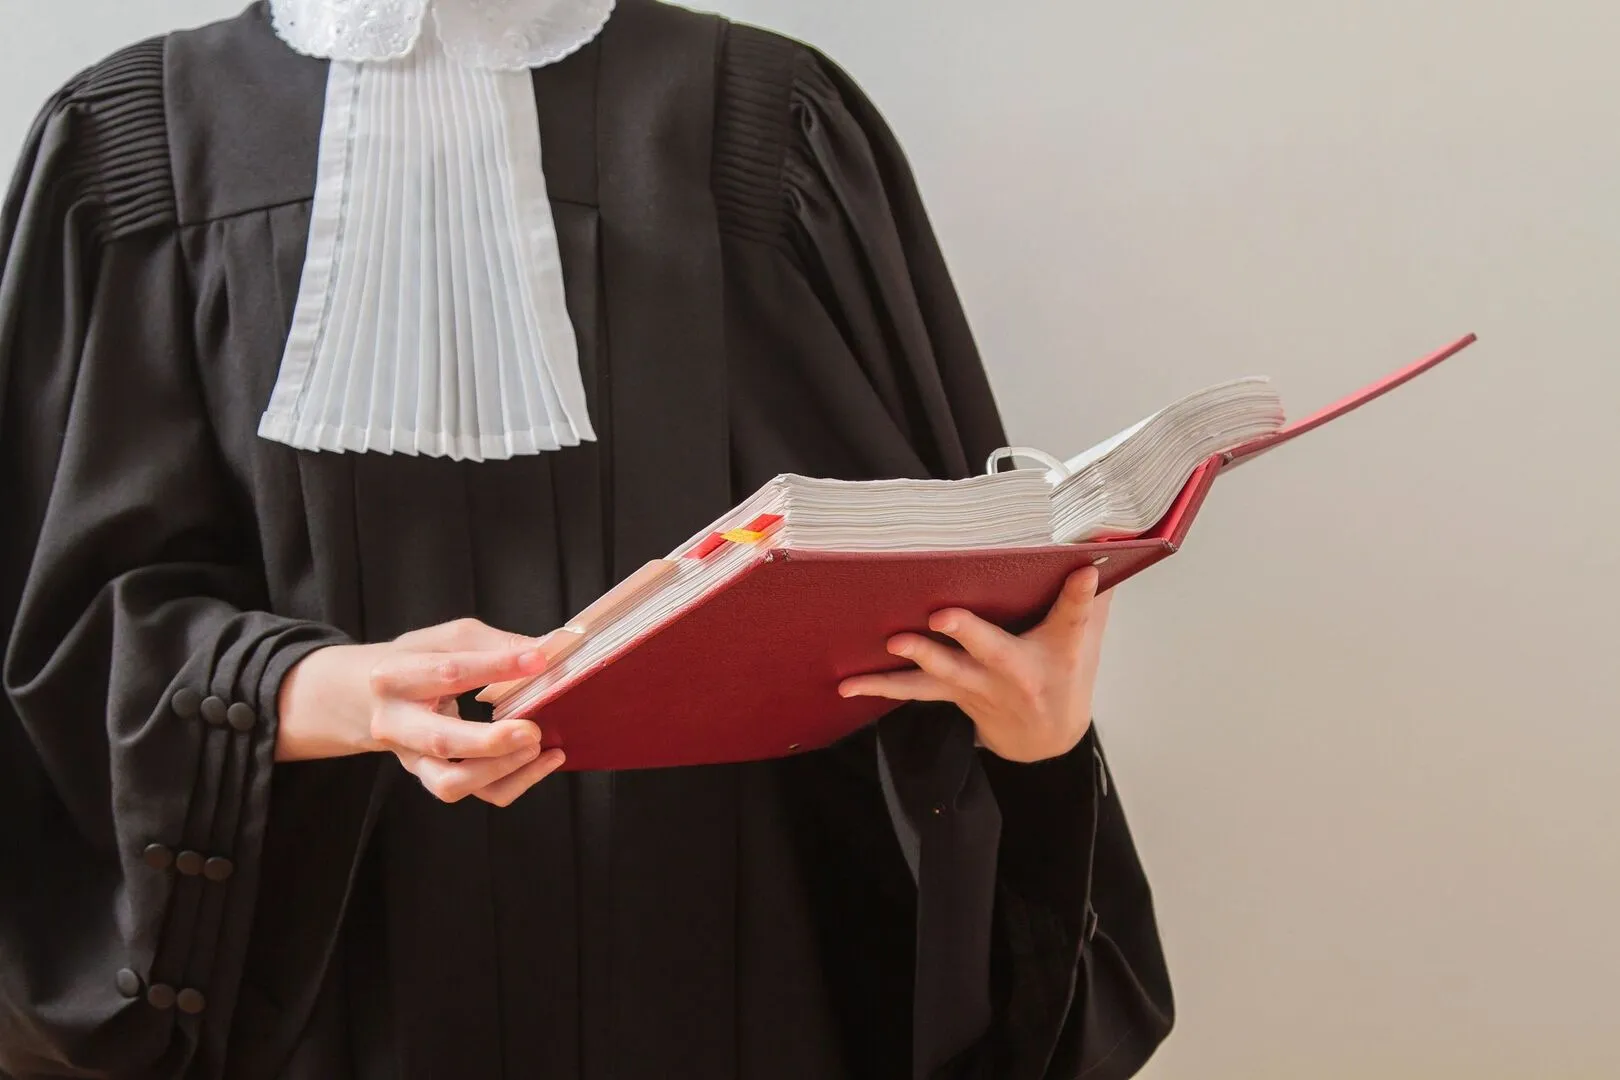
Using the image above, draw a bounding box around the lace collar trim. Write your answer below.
[268,0,616,70]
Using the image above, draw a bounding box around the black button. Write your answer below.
[171,687,202,719]
[176,988,207,1015]
[114,968,143,998]
[145,983,176,1010]
[203,856,235,883]
[200,696,228,728]
[175,850,204,877]
[142,844,174,871]
[226,702,257,733]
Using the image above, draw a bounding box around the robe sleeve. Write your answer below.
[0,43,349,1077]
[717,28,1174,1080]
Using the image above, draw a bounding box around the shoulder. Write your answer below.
[20,3,326,239]
[710,18,894,244]
[25,35,173,244]
[716,20,819,131]
[711,21,845,243]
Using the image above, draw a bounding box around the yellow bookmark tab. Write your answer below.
[718,514,784,546]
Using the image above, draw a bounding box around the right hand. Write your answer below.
[276,618,566,806]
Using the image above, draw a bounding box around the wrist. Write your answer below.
[275,642,383,762]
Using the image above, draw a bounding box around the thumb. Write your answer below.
[1028,566,1100,645]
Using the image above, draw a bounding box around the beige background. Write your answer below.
[5,2,1618,1077]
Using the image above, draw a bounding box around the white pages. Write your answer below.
[488,376,1285,717]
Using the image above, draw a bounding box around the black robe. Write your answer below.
[0,3,1173,1078]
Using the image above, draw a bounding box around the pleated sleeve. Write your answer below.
[716,27,1174,1080]
[0,41,348,1078]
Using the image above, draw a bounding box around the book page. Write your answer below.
[1062,414,1154,474]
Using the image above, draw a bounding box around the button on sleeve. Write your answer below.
[225,702,257,733]
[170,687,201,719]
[114,968,143,998]
[199,696,228,728]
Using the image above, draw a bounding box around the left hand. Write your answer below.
[838,566,1111,763]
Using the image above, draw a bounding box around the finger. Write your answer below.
[1029,566,1100,644]
[369,645,550,701]
[374,703,541,761]
[1075,587,1112,674]
[928,608,1024,671]
[394,616,540,654]
[838,668,957,703]
[1087,586,1114,637]
[885,632,992,696]
[476,749,568,808]
[405,744,544,804]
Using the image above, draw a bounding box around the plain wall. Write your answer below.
[5,2,1619,1078]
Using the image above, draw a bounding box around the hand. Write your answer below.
[838,567,1111,763]
[277,618,567,806]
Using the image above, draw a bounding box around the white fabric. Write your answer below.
[269,0,428,63]
[270,0,615,68]
[260,1,610,460]
[432,0,617,69]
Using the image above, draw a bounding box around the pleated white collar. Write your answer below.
[259,0,613,461]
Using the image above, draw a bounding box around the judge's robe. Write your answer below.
[0,2,1174,1078]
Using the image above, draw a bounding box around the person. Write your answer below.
[0,1,1173,1077]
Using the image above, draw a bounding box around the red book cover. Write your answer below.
[509,334,1477,772]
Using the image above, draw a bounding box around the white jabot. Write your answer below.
[260,0,614,461]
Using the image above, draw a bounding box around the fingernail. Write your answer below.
[931,616,956,634]
[522,743,542,762]
[887,639,910,657]
[509,726,539,750]
[518,648,548,667]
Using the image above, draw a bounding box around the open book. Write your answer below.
[481,334,1476,769]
